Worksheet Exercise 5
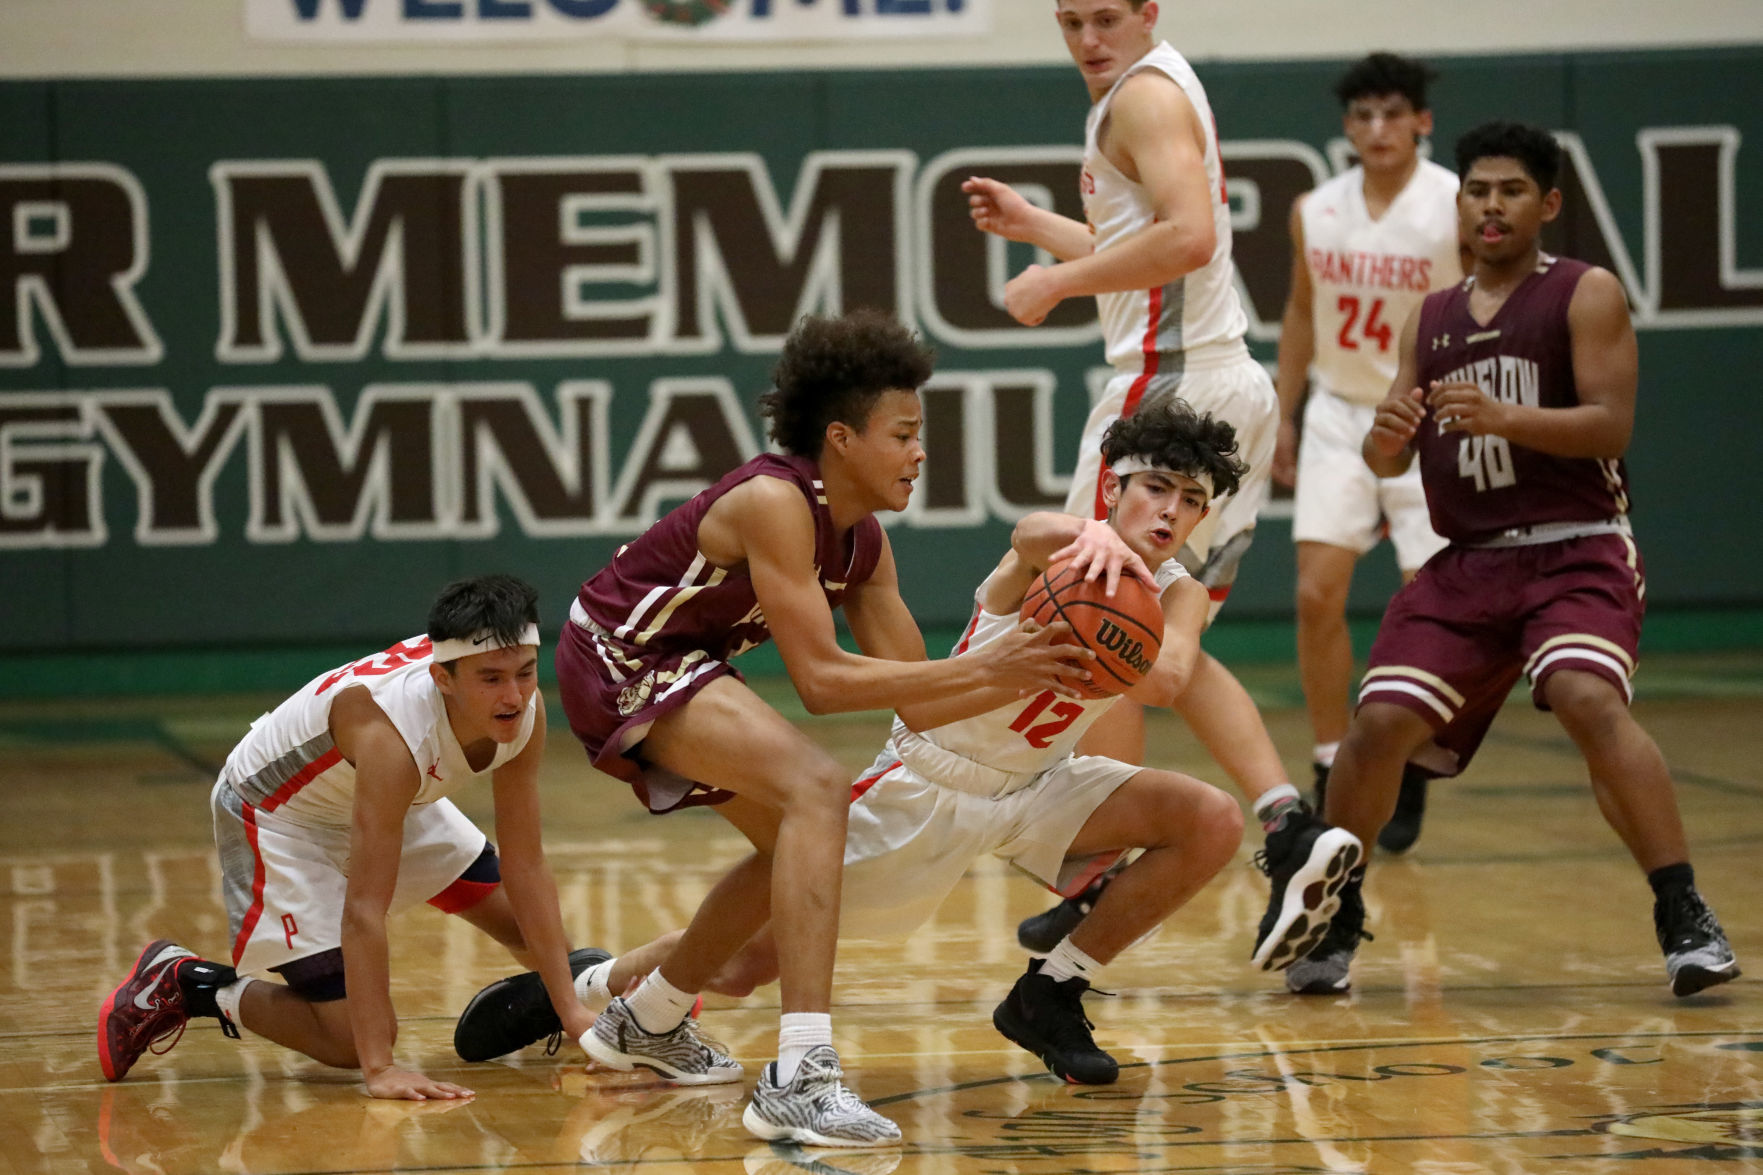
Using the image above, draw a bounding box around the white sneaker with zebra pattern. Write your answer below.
[741,1045,901,1148]
[583,997,743,1085]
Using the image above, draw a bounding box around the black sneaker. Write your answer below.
[1285,871,1371,995]
[1016,867,1118,954]
[1251,801,1362,971]
[1376,765,1430,853]
[992,959,1118,1085]
[454,946,611,1062]
[1655,887,1741,997]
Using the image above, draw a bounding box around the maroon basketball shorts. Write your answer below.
[554,620,740,813]
[1358,532,1645,776]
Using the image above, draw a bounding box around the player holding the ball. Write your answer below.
[536,399,1306,1085]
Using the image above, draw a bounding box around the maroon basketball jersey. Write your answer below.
[1413,254,1632,543]
[574,453,884,661]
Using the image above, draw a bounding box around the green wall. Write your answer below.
[3,49,1761,662]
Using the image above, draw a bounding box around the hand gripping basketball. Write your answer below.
[1020,557,1164,698]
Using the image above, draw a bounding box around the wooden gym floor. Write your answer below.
[2,652,1760,1174]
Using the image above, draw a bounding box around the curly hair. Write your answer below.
[427,574,540,666]
[759,309,936,458]
[1334,52,1436,111]
[1455,121,1561,192]
[1100,398,1247,501]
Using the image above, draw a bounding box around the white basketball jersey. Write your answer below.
[1301,159,1462,405]
[219,636,537,827]
[1082,42,1247,372]
[893,560,1189,786]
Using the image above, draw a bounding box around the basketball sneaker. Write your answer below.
[98,940,236,1082]
[454,946,612,1062]
[1285,872,1370,995]
[584,996,743,1085]
[1250,801,1362,971]
[1655,887,1741,997]
[991,959,1118,1085]
[1377,765,1431,854]
[1015,865,1121,954]
[742,1045,902,1148]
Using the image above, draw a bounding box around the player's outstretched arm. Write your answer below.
[962,176,1096,260]
[1273,198,1316,489]
[1364,306,1426,478]
[490,704,595,1050]
[739,479,1091,714]
[333,689,475,1100]
[1000,74,1218,326]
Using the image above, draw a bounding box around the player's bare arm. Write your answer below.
[1429,268,1637,458]
[1125,574,1210,707]
[1002,74,1217,325]
[962,175,1096,260]
[1363,307,1426,477]
[853,543,1030,732]
[488,704,595,1050]
[332,687,475,1101]
[1014,512,1156,597]
[1273,198,1315,488]
[714,476,1088,713]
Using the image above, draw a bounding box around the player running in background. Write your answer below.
[964,0,1354,971]
[1279,122,1740,998]
[1273,52,1465,852]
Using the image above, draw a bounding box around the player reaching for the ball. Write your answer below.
[457,399,1261,1086]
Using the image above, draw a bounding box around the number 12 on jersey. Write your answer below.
[1009,690,1084,749]
[1337,295,1393,352]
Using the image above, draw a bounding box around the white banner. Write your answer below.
[246,0,991,42]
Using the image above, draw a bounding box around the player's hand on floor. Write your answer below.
[364,1064,475,1101]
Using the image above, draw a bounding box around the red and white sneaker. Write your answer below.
[98,940,197,1082]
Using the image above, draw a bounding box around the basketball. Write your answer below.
[1020,558,1165,698]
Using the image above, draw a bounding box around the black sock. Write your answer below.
[1648,862,1695,899]
[174,957,237,1019]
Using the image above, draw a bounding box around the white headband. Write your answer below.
[1111,457,1214,500]
[430,623,541,664]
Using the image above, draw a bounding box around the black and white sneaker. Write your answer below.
[454,946,612,1062]
[1655,887,1741,997]
[992,959,1118,1085]
[1251,801,1362,971]
[584,997,743,1085]
[1286,871,1370,995]
[1016,867,1120,954]
[742,1045,901,1148]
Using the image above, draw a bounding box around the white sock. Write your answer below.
[1313,742,1340,769]
[776,1012,832,1085]
[1039,938,1102,985]
[623,970,697,1036]
[214,977,255,1035]
[1253,783,1302,824]
[574,957,617,1007]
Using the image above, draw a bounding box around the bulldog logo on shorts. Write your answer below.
[617,674,657,717]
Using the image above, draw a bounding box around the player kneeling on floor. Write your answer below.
[459,400,1250,1086]
[99,575,605,1100]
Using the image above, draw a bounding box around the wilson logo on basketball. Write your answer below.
[1095,619,1154,675]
